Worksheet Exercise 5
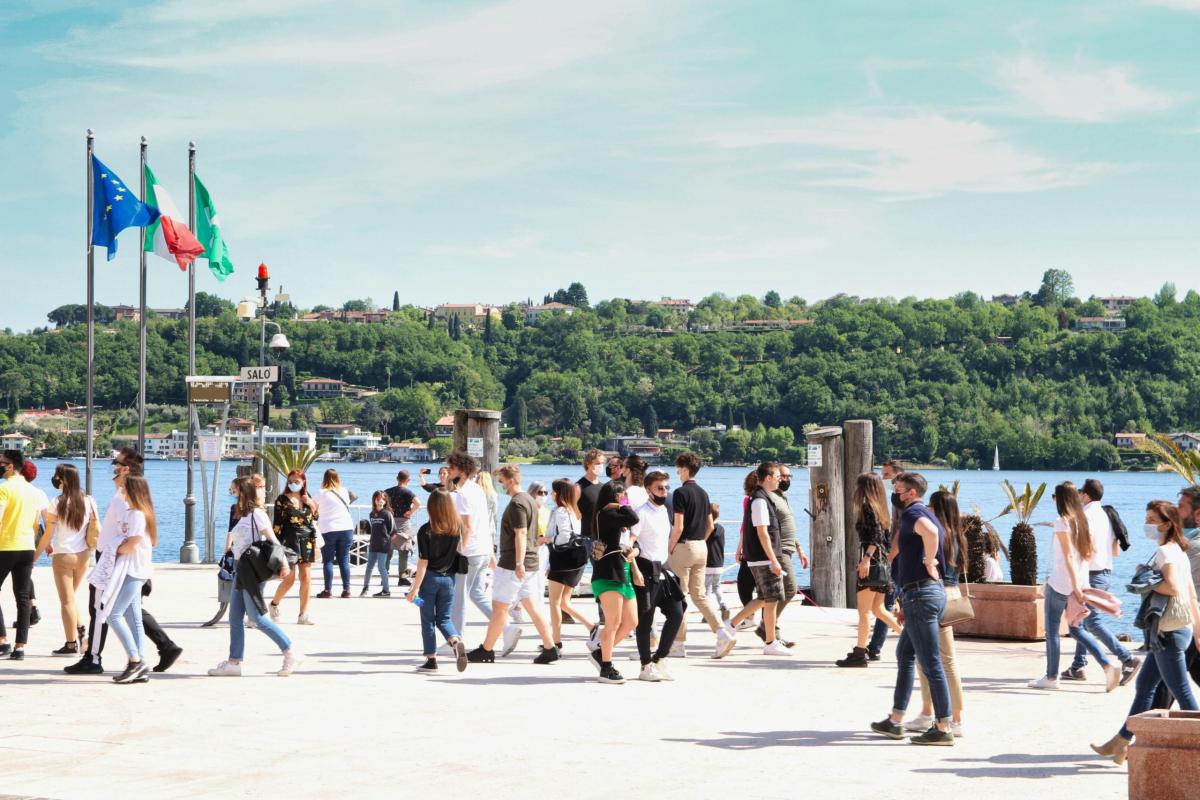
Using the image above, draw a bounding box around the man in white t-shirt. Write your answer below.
[630,470,685,681]
[1062,478,1140,686]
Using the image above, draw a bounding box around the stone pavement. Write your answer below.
[2,565,1132,800]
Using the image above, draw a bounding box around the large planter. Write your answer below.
[1128,710,1200,800]
[956,582,1060,641]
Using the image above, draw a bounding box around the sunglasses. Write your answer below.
[535,491,548,496]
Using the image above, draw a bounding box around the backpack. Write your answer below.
[1103,505,1130,552]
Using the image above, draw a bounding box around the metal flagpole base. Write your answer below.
[180,494,199,563]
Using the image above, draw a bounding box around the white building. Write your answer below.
[167,426,316,457]
[1168,432,1200,452]
[332,432,382,454]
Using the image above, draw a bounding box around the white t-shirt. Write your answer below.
[1083,501,1114,571]
[47,495,96,554]
[229,508,274,560]
[631,501,671,563]
[1048,516,1086,596]
[315,486,354,534]
[1151,541,1193,601]
[98,492,128,553]
[983,554,1004,583]
[746,498,773,567]
[121,507,154,580]
[454,480,492,557]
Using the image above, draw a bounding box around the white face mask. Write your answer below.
[287,482,303,493]
[1143,523,1164,541]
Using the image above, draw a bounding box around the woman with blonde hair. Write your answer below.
[836,473,900,668]
[409,489,468,673]
[315,468,357,599]
[37,464,97,657]
[1029,482,1121,692]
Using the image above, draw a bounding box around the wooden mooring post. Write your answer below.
[806,426,846,608]
[452,409,501,475]
[842,420,874,607]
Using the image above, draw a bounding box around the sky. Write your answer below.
[1,0,1198,332]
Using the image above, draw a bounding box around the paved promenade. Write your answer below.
[4,565,1130,800]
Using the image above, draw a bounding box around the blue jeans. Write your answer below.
[363,551,391,593]
[419,574,459,656]
[1120,627,1198,740]
[892,582,952,722]
[451,553,493,634]
[1070,570,1132,669]
[869,585,896,655]
[230,584,292,660]
[1044,585,1111,678]
[106,576,147,661]
[321,530,353,593]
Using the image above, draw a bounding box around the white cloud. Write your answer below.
[999,54,1175,122]
[143,0,334,25]
[1146,0,1200,11]
[424,234,543,260]
[702,112,1113,199]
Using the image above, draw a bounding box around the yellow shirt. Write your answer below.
[0,475,42,552]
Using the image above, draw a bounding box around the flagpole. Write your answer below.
[85,129,95,495]
[181,141,200,563]
[137,135,148,454]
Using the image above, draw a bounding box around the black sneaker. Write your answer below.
[837,647,869,668]
[1120,657,1142,687]
[0,643,10,656]
[870,718,906,740]
[453,640,468,672]
[533,646,560,665]
[30,606,41,626]
[9,649,25,661]
[113,661,150,684]
[866,649,881,662]
[466,646,495,664]
[396,578,412,587]
[1059,667,1087,682]
[52,642,80,657]
[373,591,391,597]
[340,590,352,599]
[754,623,767,642]
[417,658,438,672]
[587,647,602,672]
[597,665,625,684]
[910,726,955,746]
[154,645,183,673]
[65,655,103,674]
[359,588,369,597]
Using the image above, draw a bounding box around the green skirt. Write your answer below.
[592,562,635,599]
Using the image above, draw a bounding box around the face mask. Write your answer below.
[650,493,666,506]
[256,488,266,502]
[1144,524,1164,541]
[51,476,62,490]
[287,482,303,493]
[890,491,902,507]
[229,487,237,497]
[605,464,615,478]
[1185,528,1199,539]
[779,478,791,492]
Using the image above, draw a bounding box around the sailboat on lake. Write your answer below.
[993,446,1000,471]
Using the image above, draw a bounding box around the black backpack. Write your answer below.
[1103,505,1130,551]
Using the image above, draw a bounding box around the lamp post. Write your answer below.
[236,263,290,480]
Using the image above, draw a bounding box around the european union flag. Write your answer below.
[91,154,159,261]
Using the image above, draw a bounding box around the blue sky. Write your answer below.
[1,0,1198,331]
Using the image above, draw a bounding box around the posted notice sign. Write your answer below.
[467,437,484,458]
[198,432,223,463]
[806,444,822,467]
[239,365,279,383]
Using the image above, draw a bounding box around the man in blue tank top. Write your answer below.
[869,472,955,746]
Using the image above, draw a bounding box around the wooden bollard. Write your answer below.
[842,420,874,607]
[453,409,501,475]
[806,426,846,608]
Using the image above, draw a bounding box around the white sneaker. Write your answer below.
[639,662,663,682]
[736,618,757,631]
[508,606,525,624]
[904,714,933,732]
[951,722,964,738]
[587,625,602,650]
[1027,675,1059,690]
[501,625,523,657]
[297,614,315,626]
[245,618,256,629]
[207,660,242,677]
[669,642,687,658]
[713,628,737,659]
[268,604,281,622]
[655,658,674,681]
[762,640,792,657]
[277,650,302,677]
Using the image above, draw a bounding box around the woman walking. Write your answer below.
[541,479,594,650]
[906,490,967,736]
[270,470,319,624]
[37,464,97,656]
[836,473,901,668]
[361,491,394,597]
[210,476,300,677]
[315,469,357,599]
[408,489,468,673]
[1028,482,1121,692]
[91,474,157,684]
[588,481,642,684]
[1091,501,1200,764]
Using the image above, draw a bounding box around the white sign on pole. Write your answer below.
[239,365,280,383]
[807,444,823,468]
[198,432,224,463]
[467,437,484,458]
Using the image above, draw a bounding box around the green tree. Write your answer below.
[764,290,781,308]
[513,396,528,438]
[192,292,235,317]
[379,386,440,438]
[319,396,358,423]
[392,291,400,312]
[644,404,659,438]
[1036,268,1074,306]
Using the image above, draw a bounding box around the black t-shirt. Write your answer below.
[368,510,394,553]
[577,476,603,538]
[706,524,725,568]
[417,522,460,576]
[385,485,415,516]
[592,505,640,582]
[672,480,711,542]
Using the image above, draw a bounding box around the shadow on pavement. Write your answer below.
[665,729,897,749]
[913,752,1121,779]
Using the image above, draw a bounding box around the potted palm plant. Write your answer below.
[256,444,327,499]
[955,480,1054,642]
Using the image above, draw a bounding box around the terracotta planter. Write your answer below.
[1127,710,1200,800]
[955,582,1059,642]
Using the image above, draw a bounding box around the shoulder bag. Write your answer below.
[940,576,976,627]
[85,496,102,550]
[548,512,589,571]
[859,545,890,591]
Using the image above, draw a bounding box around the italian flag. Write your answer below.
[143,164,205,271]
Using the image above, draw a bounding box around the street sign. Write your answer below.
[239,365,280,383]
[807,444,823,468]
[186,376,235,404]
[467,437,484,458]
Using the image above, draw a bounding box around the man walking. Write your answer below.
[467,465,558,664]
[631,470,685,681]
[765,465,808,647]
[1061,478,1141,685]
[384,470,420,586]
[667,452,736,658]
[729,462,792,656]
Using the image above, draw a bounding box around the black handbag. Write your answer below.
[548,513,589,570]
[859,548,890,591]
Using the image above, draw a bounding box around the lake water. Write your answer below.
[34,460,1188,634]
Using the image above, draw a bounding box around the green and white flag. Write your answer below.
[193,174,234,282]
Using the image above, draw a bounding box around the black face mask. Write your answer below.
[891,491,902,508]
[778,478,791,492]
[650,493,667,506]
[51,476,62,490]
[605,464,615,478]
